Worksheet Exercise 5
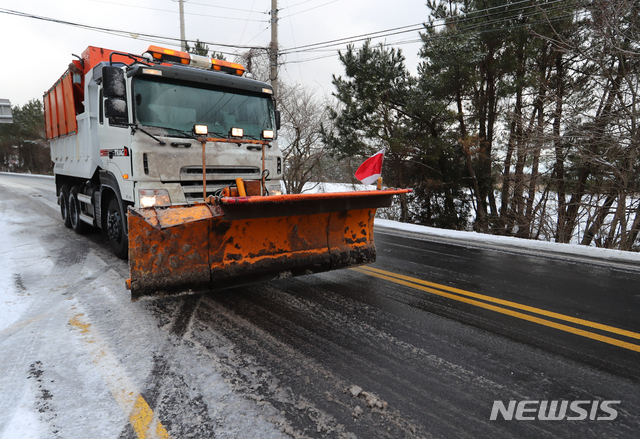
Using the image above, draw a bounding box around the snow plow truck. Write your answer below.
[45,45,409,300]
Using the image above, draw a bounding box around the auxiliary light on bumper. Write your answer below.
[139,189,171,207]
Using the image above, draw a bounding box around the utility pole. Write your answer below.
[179,0,187,51]
[270,0,278,100]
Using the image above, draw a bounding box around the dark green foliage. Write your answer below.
[0,99,50,174]
[326,0,640,249]
[186,39,226,60]
[323,41,470,227]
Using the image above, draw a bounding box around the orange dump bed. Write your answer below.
[44,72,78,140]
[44,46,140,140]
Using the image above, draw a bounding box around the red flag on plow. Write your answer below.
[355,149,384,185]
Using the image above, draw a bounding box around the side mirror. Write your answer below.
[102,66,126,98]
[105,98,128,120]
[275,109,281,131]
[102,66,128,122]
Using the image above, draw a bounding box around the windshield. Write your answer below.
[133,77,275,139]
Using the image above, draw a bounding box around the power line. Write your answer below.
[279,5,577,66]
[283,0,329,10]
[84,0,267,22]
[279,22,424,55]
[284,53,336,64]
[187,1,268,15]
[0,7,265,50]
[280,0,536,54]
[282,0,305,82]
[243,27,271,46]
[240,0,261,44]
[279,0,341,19]
[280,0,574,56]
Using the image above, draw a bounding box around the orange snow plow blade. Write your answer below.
[126,189,410,300]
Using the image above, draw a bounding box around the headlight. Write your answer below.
[139,189,171,207]
[268,184,282,196]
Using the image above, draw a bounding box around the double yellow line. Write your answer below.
[352,266,640,353]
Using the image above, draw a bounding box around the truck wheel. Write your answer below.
[68,187,88,234]
[106,197,128,260]
[59,185,71,228]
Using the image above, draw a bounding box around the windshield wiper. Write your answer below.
[130,124,166,145]
[206,130,228,138]
[165,128,198,140]
[166,128,229,140]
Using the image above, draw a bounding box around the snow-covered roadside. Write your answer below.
[0,214,50,333]
[0,210,51,439]
[0,176,291,439]
[283,181,370,194]
[0,172,54,180]
[375,218,640,265]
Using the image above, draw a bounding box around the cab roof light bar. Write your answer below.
[145,45,246,76]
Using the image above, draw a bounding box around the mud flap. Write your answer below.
[126,189,409,300]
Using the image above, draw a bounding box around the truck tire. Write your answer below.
[106,197,128,259]
[68,187,88,234]
[59,184,71,228]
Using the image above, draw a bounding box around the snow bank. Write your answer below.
[285,181,370,194]
[375,218,640,264]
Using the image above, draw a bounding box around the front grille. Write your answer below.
[181,166,260,176]
[180,181,235,201]
[179,166,262,202]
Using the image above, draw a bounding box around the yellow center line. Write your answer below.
[352,266,640,353]
[359,266,640,341]
[130,395,171,439]
[69,312,171,438]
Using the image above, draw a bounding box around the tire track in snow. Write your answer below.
[186,285,432,439]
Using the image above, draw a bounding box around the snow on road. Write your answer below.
[0,175,289,439]
[1,173,639,438]
[0,216,52,439]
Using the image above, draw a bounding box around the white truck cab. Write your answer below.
[46,45,283,258]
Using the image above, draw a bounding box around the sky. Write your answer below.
[0,0,430,108]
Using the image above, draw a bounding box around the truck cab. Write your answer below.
[46,46,283,258]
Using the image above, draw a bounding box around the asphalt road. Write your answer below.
[1,172,639,439]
